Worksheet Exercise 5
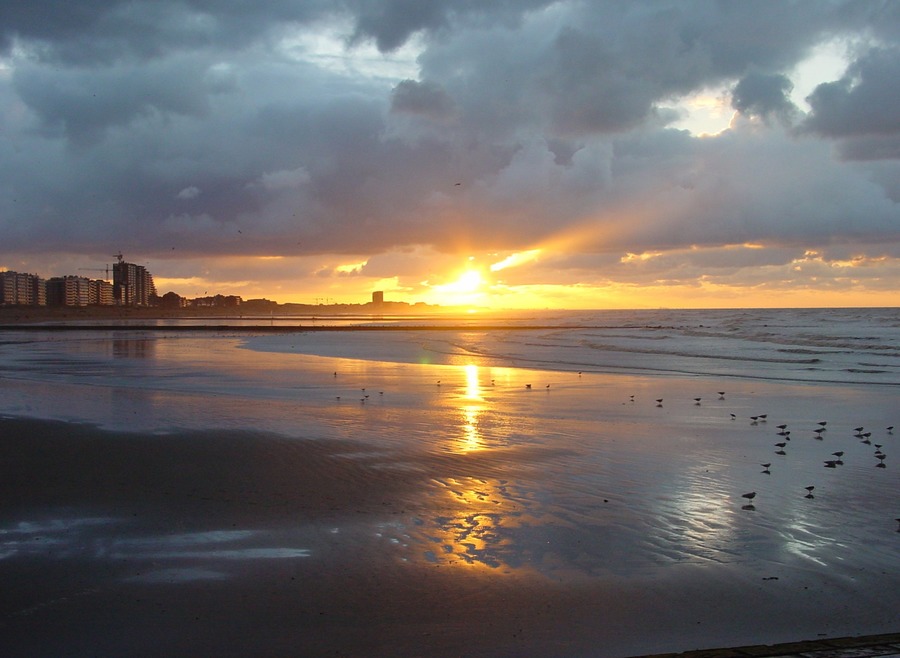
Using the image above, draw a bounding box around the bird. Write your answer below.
[854,426,865,433]
[694,397,702,405]
[805,486,815,499]
[776,424,788,431]
[818,421,827,426]
[525,384,532,389]
[887,426,894,434]
[656,399,663,407]
[718,391,725,399]
[761,462,772,469]
[759,414,768,421]
[741,492,757,504]
[824,460,838,468]
[730,413,736,420]
[832,451,844,458]
[775,442,787,448]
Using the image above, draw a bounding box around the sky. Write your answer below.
[1,1,899,309]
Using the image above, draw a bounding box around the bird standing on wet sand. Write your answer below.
[805,486,815,497]
[742,492,757,504]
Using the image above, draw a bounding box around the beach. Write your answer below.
[1,310,898,657]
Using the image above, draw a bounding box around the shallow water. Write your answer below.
[0,310,898,656]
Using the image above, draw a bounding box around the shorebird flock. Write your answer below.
[718,401,892,524]
[331,370,895,531]
[618,387,894,528]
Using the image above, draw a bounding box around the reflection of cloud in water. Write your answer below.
[0,519,310,576]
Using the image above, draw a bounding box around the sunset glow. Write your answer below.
[0,2,897,310]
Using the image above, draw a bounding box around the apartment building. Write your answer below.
[0,271,47,306]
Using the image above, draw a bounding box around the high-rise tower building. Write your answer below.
[112,255,157,306]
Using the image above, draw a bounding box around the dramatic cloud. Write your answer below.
[1,0,899,307]
[731,72,797,124]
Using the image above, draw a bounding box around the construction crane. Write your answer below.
[78,265,111,281]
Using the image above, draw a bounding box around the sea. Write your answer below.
[0,307,898,654]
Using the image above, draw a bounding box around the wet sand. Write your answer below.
[1,410,897,657]
[1,322,898,657]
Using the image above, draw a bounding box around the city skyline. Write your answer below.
[1,2,899,309]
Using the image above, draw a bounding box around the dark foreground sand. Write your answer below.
[1,416,896,658]
[0,418,667,657]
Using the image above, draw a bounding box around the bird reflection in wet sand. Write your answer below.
[805,486,815,499]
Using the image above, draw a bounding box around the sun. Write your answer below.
[428,267,489,307]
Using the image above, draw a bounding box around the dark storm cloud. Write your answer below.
[345,0,554,52]
[731,72,797,123]
[0,1,333,63]
[390,79,456,121]
[802,46,900,138]
[1,0,899,295]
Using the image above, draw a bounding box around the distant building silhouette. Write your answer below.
[47,276,91,307]
[372,290,384,305]
[113,256,157,306]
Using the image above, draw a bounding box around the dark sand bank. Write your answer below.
[0,417,662,657]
